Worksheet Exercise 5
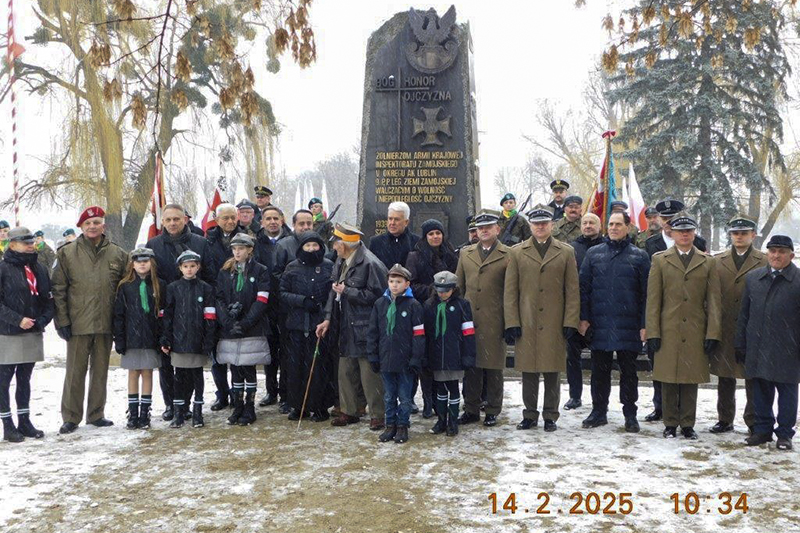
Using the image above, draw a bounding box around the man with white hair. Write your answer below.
[204,202,248,410]
[52,206,128,434]
[368,202,420,270]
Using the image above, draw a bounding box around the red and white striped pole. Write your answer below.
[7,0,20,226]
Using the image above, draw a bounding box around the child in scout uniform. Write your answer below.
[113,248,164,430]
[367,264,425,444]
[215,233,271,426]
[423,270,476,436]
[161,250,217,428]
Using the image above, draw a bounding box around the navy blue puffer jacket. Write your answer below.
[579,237,650,352]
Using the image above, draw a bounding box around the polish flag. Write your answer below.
[201,189,224,233]
[624,164,647,230]
[136,152,167,245]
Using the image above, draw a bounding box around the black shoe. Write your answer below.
[278,402,291,415]
[211,396,229,412]
[516,418,537,430]
[17,414,45,439]
[483,414,497,427]
[192,404,204,428]
[310,410,330,422]
[776,438,793,451]
[88,418,114,428]
[287,408,303,421]
[422,402,434,419]
[480,400,488,411]
[238,393,257,426]
[663,426,677,438]
[126,404,139,430]
[430,417,447,435]
[228,392,244,425]
[59,422,78,435]
[395,425,409,443]
[564,398,582,410]
[709,421,734,434]
[624,417,640,433]
[162,405,175,420]
[410,401,420,415]
[2,418,25,443]
[458,412,480,425]
[745,432,773,446]
[139,404,151,430]
[259,393,277,407]
[169,407,185,428]
[682,427,698,440]
[544,419,557,432]
[644,410,662,422]
[379,424,397,442]
[582,411,608,429]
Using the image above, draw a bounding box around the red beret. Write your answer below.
[77,206,106,227]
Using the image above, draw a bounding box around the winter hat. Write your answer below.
[433,270,457,291]
[77,206,105,227]
[298,231,325,250]
[421,219,445,238]
[766,235,793,250]
[564,196,583,207]
[8,227,35,243]
[387,263,412,281]
[230,233,255,248]
[176,250,201,264]
[130,248,154,261]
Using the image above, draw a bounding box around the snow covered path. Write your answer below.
[0,332,797,533]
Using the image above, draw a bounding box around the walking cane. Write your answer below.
[297,336,322,430]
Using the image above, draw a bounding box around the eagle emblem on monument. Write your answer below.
[405,6,459,74]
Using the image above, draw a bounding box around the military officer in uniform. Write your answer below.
[552,196,583,243]
[635,207,661,248]
[646,213,722,440]
[498,193,532,247]
[253,185,273,226]
[456,210,511,427]
[505,204,580,432]
[548,180,570,220]
[709,215,766,435]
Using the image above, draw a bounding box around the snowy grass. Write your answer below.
[0,330,797,532]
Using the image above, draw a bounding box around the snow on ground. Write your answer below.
[1,330,798,533]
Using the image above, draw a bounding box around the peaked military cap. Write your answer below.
[526,204,555,223]
[176,250,202,264]
[130,247,155,261]
[655,198,685,217]
[726,214,757,233]
[644,207,659,217]
[254,185,273,196]
[473,209,501,227]
[236,199,257,211]
[550,179,569,191]
[610,200,628,211]
[668,212,697,231]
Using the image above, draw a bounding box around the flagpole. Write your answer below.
[7,0,20,226]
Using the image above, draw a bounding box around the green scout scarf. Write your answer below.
[435,300,447,338]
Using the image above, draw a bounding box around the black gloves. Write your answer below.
[303,297,319,313]
[227,302,243,320]
[57,325,72,341]
[735,348,746,364]
[647,338,661,353]
[563,327,578,340]
[504,327,522,346]
[409,361,422,375]
[704,339,720,356]
[228,322,244,338]
[369,361,381,374]
[114,342,125,356]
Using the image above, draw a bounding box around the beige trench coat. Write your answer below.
[456,242,511,370]
[504,238,580,373]
[646,246,722,384]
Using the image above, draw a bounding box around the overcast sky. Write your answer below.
[1,0,621,230]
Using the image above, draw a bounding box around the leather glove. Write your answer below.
[57,325,72,341]
[647,338,661,353]
[563,327,578,340]
[227,302,243,320]
[303,297,317,312]
[115,346,125,356]
[369,361,381,374]
[504,327,522,346]
[735,348,746,364]
[228,322,244,338]
[704,339,720,356]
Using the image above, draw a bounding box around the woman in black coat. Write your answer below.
[215,233,271,426]
[161,250,217,429]
[0,227,54,443]
[404,218,458,418]
[279,232,334,421]
[113,248,166,430]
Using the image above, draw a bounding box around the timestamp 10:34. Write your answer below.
[488,492,749,516]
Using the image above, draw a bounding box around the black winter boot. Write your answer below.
[227,392,244,425]
[126,403,140,430]
[238,392,257,426]
[422,389,434,419]
[2,417,24,443]
[138,402,151,430]
[379,424,397,442]
[17,414,44,439]
[395,425,409,443]
[430,395,448,434]
[446,401,460,436]
[192,402,204,428]
[169,402,185,428]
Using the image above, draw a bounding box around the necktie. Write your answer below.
[139,279,150,313]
